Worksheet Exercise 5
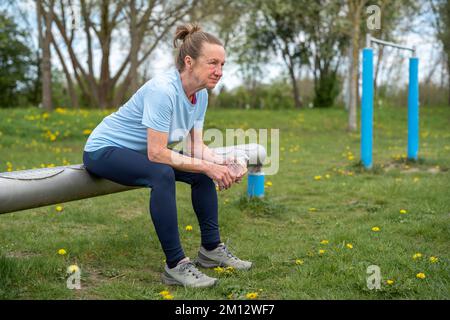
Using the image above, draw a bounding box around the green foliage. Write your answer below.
[211,80,296,109]
[313,72,341,108]
[0,12,34,108]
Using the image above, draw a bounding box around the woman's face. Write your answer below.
[190,43,226,90]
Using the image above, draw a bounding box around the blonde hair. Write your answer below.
[173,23,223,71]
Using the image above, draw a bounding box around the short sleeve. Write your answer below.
[141,88,173,132]
[193,91,208,129]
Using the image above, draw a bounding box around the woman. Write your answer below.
[83,23,251,288]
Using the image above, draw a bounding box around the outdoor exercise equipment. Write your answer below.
[361,35,419,169]
[0,144,266,214]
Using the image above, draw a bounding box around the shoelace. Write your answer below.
[179,262,204,279]
[218,245,238,260]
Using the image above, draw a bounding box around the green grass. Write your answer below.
[0,105,449,299]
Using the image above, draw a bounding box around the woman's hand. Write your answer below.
[204,162,237,190]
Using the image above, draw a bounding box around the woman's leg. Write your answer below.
[83,147,185,268]
[174,170,221,250]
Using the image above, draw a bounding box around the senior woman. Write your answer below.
[82,23,251,288]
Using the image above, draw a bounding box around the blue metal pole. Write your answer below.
[247,171,265,198]
[361,48,374,169]
[408,57,419,161]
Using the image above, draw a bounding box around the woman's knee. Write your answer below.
[150,164,176,185]
[194,173,215,188]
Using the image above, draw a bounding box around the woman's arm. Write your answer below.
[187,127,247,183]
[187,128,226,164]
[147,128,236,189]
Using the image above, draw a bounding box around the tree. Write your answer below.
[231,0,310,109]
[431,0,450,106]
[0,12,33,108]
[36,0,55,111]
[305,0,349,108]
[45,0,200,109]
[343,0,367,131]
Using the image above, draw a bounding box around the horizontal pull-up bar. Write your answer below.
[366,35,416,56]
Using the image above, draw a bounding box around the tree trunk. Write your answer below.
[447,56,450,106]
[347,1,362,132]
[288,66,302,109]
[345,45,353,111]
[53,42,79,109]
[348,23,359,131]
[129,0,140,94]
[374,45,384,98]
[98,1,111,109]
[37,0,53,111]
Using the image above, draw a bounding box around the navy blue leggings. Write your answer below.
[83,146,221,267]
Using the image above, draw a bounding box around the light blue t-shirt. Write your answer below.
[84,69,208,154]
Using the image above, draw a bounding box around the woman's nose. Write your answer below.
[215,65,223,77]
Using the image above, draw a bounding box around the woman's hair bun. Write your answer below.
[173,23,202,48]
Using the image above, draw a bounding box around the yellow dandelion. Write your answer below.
[56,205,64,212]
[318,249,326,255]
[224,266,235,274]
[55,107,67,114]
[246,292,258,299]
[386,279,394,285]
[185,225,193,231]
[265,181,273,187]
[416,272,426,279]
[163,294,174,300]
[314,175,322,181]
[83,129,92,135]
[308,208,317,212]
[346,243,353,249]
[58,249,67,255]
[320,240,329,245]
[429,256,438,263]
[227,293,234,299]
[67,265,79,273]
[412,253,422,260]
[159,290,170,296]
[371,227,380,232]
[347,155,355,161]
[325,174,331,179]
[214,266,225,274]
[399,209,407,214]
[295,259,304,265]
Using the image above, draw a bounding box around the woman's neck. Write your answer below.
[180,70,203,99]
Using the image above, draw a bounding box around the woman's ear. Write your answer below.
[184,56,193,71]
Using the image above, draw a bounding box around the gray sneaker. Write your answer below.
[196,243,253,270]
[161,257,218,288]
